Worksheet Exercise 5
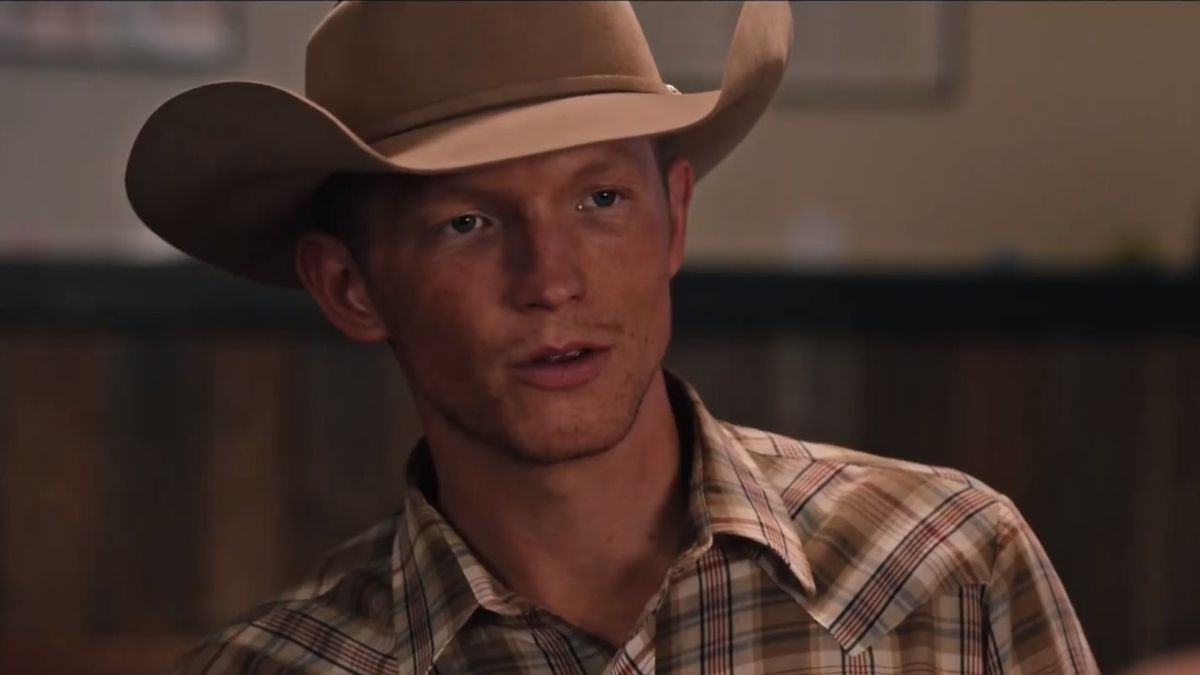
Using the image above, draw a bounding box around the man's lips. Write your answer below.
[511,342,613,390]
[515,341,610,367]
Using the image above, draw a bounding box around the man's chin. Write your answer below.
[475,363,655,464]
[497,382,647,464]
[501,422,630,466]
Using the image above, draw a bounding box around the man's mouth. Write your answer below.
[520,342,605,366]
[513,343,612,390]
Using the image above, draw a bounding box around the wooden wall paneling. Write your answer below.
[765,334,867,449]
[0,635,196,675]
[200,335,293,629]
[664,334,781,432]
[286,338,410,574]
[1130,338,1184,658]
[1158,340,1200,655]
[854,336,961,467]
[946,339,1049,513]
[0,330,104,634]
[1,320,1196,669]
[93,332,210,633]
[1041,338,1143,671]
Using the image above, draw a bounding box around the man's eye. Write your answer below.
[441,214,487,235]
[579,190,623,210]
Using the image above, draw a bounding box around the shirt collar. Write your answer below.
[668,371,817,597]
[390,371,816,672]
[389,445,523,674]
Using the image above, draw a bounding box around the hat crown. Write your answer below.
[305,1,666,143]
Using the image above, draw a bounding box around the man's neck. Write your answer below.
[424,370,689,646]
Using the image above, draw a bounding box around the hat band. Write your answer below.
[353,73,669,143]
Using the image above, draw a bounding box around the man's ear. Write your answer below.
[294,232,390,343]
[664,156,694,278]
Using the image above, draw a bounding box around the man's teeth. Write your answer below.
[545,349,584,363]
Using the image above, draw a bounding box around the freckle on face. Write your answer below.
[374,139,677,463]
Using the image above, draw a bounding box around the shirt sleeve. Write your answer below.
[984,499,1099,674]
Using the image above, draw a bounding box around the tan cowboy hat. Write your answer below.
[126,1,793,287]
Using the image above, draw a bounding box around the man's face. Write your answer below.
[336,139,692,463]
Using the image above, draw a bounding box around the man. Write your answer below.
[127,2,1097,673]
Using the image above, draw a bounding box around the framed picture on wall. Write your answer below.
[633,1,964,107]
[0,1,243,71]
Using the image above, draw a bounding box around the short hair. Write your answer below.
[310,138,675,269]
[310,172,397,267]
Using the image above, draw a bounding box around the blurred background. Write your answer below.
[0,1,1198,673]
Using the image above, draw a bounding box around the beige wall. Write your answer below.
[2,2,1198,269]
[0,1,329,259]
[691,2,1200,270]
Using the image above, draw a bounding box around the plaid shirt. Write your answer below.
[176,374,1097,674]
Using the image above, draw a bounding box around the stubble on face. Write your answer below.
[432,323,662,465]
[394,272,674,466]
[365,139,680,466]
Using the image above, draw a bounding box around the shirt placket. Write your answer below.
[599,544,707,675]
[521,610,596,675]
[602,621,657,675]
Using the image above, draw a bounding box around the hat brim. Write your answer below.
[126,1,792,286]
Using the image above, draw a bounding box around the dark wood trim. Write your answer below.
[0,261,1196,336]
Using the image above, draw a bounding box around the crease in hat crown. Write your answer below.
[304,1,672,144]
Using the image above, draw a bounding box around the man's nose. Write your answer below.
[506,216,586,312]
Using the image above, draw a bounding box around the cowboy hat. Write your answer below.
[125,1,793,287]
